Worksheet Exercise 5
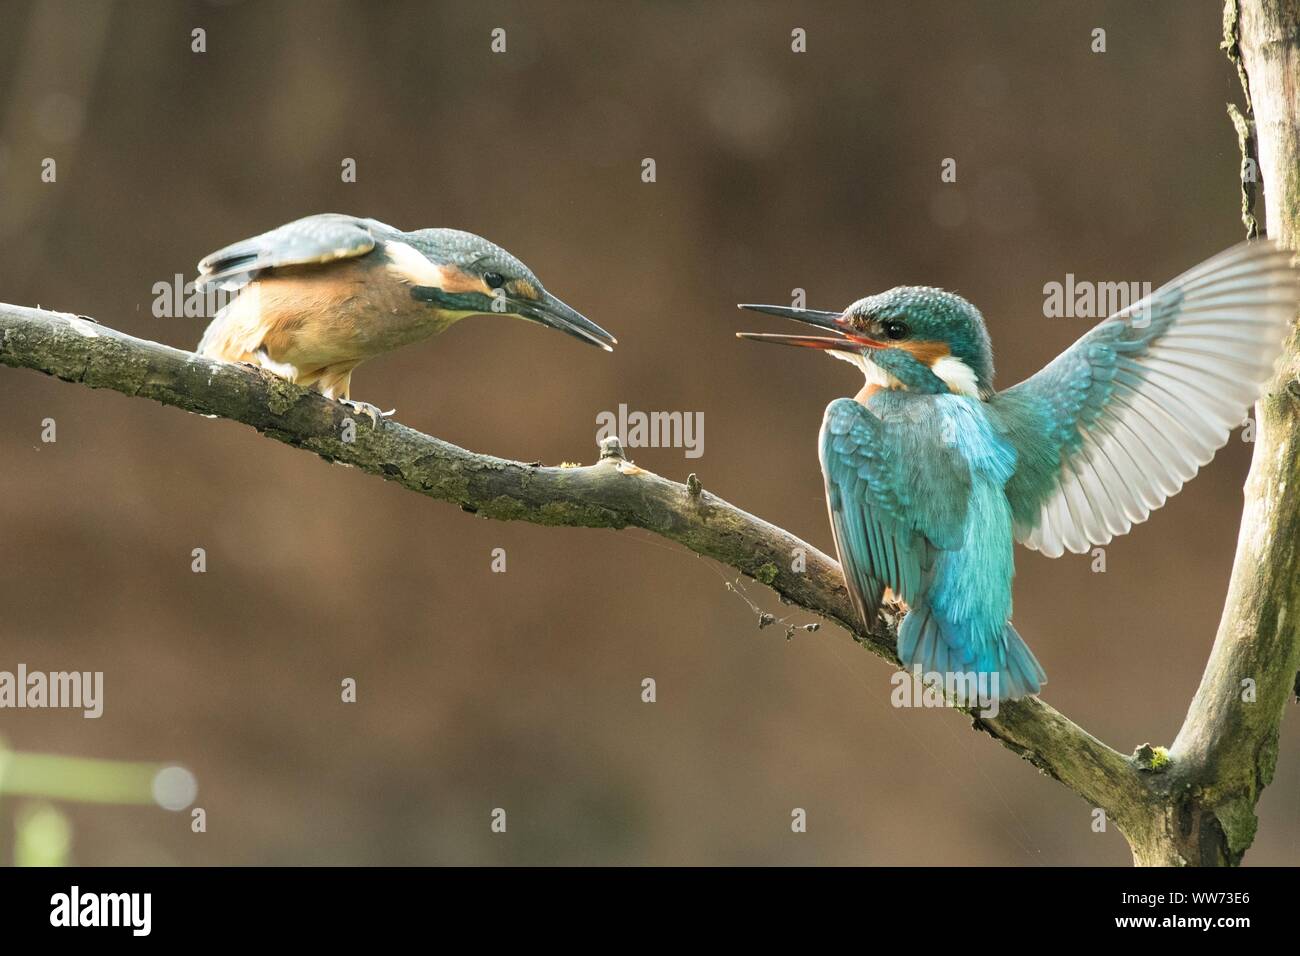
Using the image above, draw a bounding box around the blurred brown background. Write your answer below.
[0,0,1295,865]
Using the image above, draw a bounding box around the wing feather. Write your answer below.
[196,213,392,289]
[819,397,971,626]
[994,241,1298,557]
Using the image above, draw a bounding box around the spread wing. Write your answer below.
[196,213,392,289]
[992,241,1299,558]
[820,397,970,626]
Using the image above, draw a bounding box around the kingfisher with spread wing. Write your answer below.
[739,242,1299,701]
[196,214,615,420]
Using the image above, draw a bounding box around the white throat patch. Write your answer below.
[931,355,981,397]
[385,241,445,286]
[830,350,980,397]
[829,349,903,390]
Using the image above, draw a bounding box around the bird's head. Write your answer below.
[738,286,993,398]
[394,228,616,350]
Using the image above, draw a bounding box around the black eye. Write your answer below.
[483,272,506,289]
[883,320,909,340]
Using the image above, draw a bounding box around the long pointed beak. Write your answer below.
[516,291,617,351]
[737,303,845,331]
[736,303,881,351]
[735,331,879,352]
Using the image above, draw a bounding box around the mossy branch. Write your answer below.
[0,301,1162,839]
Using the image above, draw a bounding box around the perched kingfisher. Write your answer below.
[196,213,615,419]
[739,242,1299,700]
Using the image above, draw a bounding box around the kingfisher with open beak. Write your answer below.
[196,213,615,420]
[739,242,1299,701]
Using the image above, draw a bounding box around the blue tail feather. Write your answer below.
[898,606,1045,701]
[999,621,1047,699]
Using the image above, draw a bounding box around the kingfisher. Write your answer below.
[739,242,1299,701]
[195,213,615,420]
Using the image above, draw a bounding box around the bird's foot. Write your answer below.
[338,398,396,428]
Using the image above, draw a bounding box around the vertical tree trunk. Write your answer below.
[1141,0,1300,867]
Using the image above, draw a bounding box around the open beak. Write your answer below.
[735,303,881,353]
[516,290,617,351]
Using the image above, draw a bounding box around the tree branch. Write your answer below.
[1,302,1160,841]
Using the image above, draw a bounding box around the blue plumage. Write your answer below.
[823,393,1043,699]
[741,242,1299,701]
